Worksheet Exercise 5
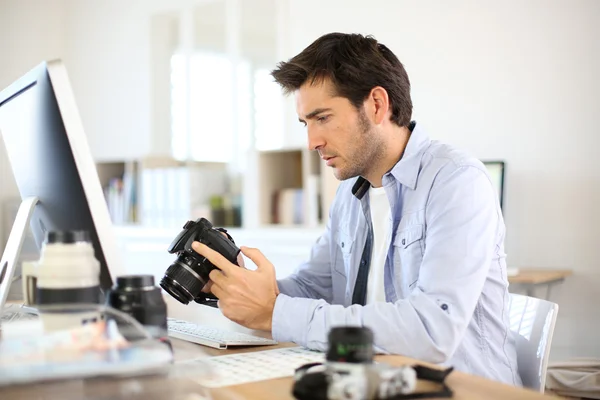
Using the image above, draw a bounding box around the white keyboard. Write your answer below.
[0,304,39,323]
[167,318,278,349]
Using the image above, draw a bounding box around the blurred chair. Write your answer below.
[508,293,559,392]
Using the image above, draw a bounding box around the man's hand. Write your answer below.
[192,241,280,331]
[201,233,245,294]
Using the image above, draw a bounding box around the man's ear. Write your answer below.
[367,86,390,126]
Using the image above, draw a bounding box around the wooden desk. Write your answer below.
[0,298,564,399]
[0,337,563,400]
[508,269,573,300]
[194,341,563,400]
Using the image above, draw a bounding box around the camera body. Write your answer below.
[292,327,454,400]
[160,218,240,305]
[294,361,419,400]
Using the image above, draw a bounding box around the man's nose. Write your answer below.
[307,127,325,151]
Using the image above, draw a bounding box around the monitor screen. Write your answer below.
[0,60,124,301]
[483,161,506,210]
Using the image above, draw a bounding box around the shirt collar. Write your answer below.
[352,121,430,199]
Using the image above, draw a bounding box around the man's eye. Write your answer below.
[317,115,330,123]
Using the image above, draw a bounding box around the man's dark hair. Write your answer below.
[271,33,412,127]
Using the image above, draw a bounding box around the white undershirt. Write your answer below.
[366,186,392,304]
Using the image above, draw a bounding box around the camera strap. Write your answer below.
[292,362,454,400]
[401,365,454,399]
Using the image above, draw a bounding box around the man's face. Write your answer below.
[296,79,385,181]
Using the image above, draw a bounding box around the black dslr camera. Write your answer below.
[160,218,240,305]
[292,327,454,400]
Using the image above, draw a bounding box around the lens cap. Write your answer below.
[116,275,156,289]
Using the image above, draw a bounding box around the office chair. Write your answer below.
[508,293,559,392]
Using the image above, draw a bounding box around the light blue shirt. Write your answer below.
[272,122,522,386]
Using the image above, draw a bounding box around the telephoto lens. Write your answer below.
[106,275,170,347]
[35,230,102,331]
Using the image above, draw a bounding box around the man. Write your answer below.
[193,32,521,386]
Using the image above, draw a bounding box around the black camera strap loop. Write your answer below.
[292,362,454,400]
[391,365,454,399]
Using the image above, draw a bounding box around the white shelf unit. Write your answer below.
[256,148,339,228]
[95,157,232,229]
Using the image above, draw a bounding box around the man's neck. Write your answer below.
[365,125,411,187]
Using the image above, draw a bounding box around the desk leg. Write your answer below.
[544,279,564,301]
[545,284,552,301]
[526,285,535,298]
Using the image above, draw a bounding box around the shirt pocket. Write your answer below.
[392,223,424,297]
[333,230,354,276]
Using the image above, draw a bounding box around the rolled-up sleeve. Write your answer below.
[272,164,499,363]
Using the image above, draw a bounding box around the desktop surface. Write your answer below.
[0,299,560,400]
[0,335,559,400]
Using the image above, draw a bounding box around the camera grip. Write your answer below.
[204,228,241,265]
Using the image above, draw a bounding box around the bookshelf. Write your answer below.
[257,148,340,227]
[95,157,235,229]
[95,161,138,225]
[95,149,340,230]
[258,150,303,226]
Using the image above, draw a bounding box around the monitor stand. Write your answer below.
[0,197,39,310]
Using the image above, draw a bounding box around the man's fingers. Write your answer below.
[219,231,245,268]
[240,246,273,271]
[201,280,213,294]
[236,252,246,269]
[192,241,238,275]
[209,268,227,287]
[211,282,225,299]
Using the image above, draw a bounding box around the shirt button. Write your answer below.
[341,242,345,248]
[402,239,406,245]
[360,260,367,267]
[441,304,448,311]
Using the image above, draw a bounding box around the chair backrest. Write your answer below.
[508,293,559,392]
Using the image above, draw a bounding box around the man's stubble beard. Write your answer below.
[334,109,386,181]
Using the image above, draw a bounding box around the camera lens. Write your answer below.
[160,253,212,305]
[327,327,374,364]
[106,274,168,341]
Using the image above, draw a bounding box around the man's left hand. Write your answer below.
[191,241,280,331]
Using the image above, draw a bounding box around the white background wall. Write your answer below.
[0,0,67,247]
[1,0,599,361]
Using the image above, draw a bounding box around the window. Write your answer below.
[170,52,285,163]
[254,68,284,151]
[170,51,251,163]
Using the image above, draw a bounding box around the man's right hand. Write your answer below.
[200,232,246,294]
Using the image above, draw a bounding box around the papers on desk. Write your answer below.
[0,313,173,386]
[180,347,325,388]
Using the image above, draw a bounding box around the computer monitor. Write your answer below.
[483,161,506,210]
[0,60,124,308]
